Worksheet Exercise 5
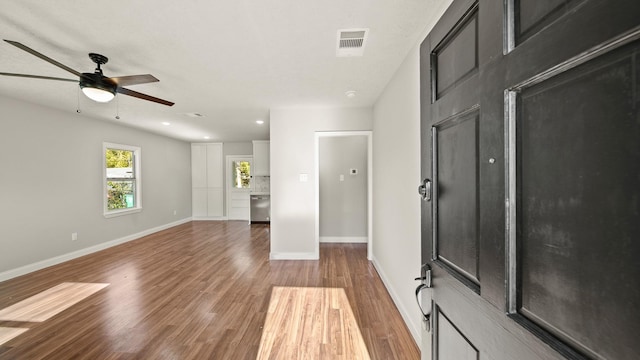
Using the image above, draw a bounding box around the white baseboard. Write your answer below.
[270,252,319,260]
[319,236,367,243]
[0,217,193,283]
[371,255,421,347]
[192,216,228,221]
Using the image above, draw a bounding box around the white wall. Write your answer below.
[0,96,192,279]
[371,45,424,342]
[370,1,453,347]
[319,136,368,240]
[270,107,372,259]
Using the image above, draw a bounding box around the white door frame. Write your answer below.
[226,155,253,221]
[315,131,373,260]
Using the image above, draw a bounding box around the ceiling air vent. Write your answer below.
[336,28,369,57]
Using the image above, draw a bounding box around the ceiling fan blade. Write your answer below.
[117,87,174,106]
[0,72,78,82]
[105,74,159,87]
[4,40,82,77]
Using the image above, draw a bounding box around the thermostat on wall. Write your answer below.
[350,168,358,175]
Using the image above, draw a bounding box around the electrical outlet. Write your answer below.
[71,232,78,241]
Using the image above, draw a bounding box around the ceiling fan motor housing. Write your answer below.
[79,72,116,95]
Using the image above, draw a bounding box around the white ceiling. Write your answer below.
[0,0,446,142]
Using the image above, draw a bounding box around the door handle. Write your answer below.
[415,263,433,331]
[417,178,432,201]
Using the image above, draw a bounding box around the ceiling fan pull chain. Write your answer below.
[76,86,81,114]
[115,96,120,120]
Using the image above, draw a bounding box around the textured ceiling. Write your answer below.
[0,0,448,142]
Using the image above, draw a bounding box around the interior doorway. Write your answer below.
[226,155,252,220]
[315,131,372,260]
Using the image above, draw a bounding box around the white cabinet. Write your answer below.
[191,144,207,188]
[192,188,208,216]
[206,145,223,188]
[252,140,270,176]
[191,143,223,218]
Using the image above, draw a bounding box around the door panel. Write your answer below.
[207,143,223,188]
[513,0,586,45]
[191,144,207,188]
[512,37,640,360]
[435,307,478,360]
[432,4,479,100]
[207,188,223,217]
[433,111,479,288]
[229,192,250,220]
[420,0,640,359]
[192,188,207,217]
[431,274,558,360]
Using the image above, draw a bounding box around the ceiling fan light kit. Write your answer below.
[81,86,115,102]
[80,74,117,102]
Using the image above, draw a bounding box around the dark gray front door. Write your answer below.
[419,1,640,359]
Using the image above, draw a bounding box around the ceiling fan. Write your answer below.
[0,39,174,106]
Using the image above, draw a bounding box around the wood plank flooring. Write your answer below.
[0,328,28,347]
[257,287,370,359]
[0,282,109,323]
[0,221,419,359]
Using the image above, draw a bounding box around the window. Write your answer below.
[104,143,141,217]
[232,160,251,188]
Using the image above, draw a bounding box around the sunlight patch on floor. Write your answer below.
[0,282,109,322]
[257,286,370,360]
[0,327,29,346]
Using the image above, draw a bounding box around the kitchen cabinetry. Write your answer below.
[252,140,270,176]
[191,143,223,218]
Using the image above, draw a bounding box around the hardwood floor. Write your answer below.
[257,287,370,359]
[0,283,109,323]
[0,221,419,359]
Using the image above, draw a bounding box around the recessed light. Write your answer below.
[256,120,264,125]
[162,122,171,126]
[345,90,356,98]
[204,136,210,140]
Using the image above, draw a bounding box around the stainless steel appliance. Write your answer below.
[250,195,270,223]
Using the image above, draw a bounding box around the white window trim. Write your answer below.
[103,142,142,218]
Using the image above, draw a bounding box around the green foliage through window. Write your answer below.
[107,181,135,209]
[106,148,136,210]
[106,149,132,168]
[233,161,251,188]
